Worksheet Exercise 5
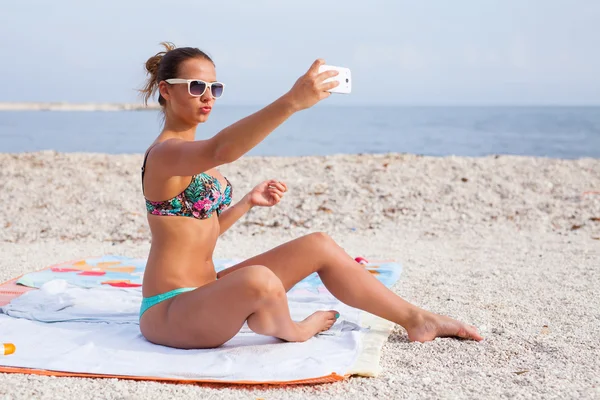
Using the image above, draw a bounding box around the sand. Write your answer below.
[0,151,599,399]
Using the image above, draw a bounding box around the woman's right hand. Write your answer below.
[282,59,340,112]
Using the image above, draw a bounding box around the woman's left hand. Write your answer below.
[247,180,288,207]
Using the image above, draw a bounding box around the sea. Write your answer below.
[0,106,598,159]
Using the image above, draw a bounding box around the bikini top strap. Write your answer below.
[141,142,161,195]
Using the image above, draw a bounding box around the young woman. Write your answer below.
[138,42,483,349]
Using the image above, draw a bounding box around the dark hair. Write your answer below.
[139,42,214,106]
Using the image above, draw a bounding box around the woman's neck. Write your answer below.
[162,119,197,141]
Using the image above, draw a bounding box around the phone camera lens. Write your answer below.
[345,78,349,83]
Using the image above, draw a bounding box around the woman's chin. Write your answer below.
[196,115,209,124]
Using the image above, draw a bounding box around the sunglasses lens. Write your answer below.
[211,83,224,98]
[189,80,207,96]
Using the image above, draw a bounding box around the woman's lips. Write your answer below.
[200,107,212,114]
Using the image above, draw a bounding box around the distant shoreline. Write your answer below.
[1,102,599,111]
[0,102,161,111]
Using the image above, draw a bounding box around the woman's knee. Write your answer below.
[237,265,285,300]
[304,232,339,251]
[306,231,333,243]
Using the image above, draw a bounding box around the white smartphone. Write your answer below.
[318,65,352,94]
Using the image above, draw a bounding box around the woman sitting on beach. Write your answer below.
[138,42,483,349]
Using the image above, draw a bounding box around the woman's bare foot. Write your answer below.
[294,310,339,341]
[405,311,483,343]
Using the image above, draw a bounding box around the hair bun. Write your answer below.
[144,42,177,78]
[145,55,161,77]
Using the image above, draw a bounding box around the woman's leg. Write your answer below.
[140,265,338,349]
[218,232,483,342]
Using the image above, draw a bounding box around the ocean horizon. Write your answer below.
[1,105,598,159]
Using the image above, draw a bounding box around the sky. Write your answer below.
[1,0,599,106]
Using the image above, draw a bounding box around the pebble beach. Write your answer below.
[0,150,599,399]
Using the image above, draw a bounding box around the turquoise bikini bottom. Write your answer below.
[139,287,197,318]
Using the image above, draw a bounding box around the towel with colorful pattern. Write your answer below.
[1,255,402,385]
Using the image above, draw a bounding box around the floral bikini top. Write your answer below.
[141,145,233,219]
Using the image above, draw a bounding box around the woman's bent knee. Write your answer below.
[236,265,285,301]
[306,231,335,245]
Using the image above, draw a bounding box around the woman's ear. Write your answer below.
[158,81,170,102]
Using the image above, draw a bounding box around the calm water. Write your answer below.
[0,106,598,158]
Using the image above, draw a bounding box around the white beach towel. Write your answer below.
[0,260,402,384]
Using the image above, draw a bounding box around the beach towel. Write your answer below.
[0,255,402,385]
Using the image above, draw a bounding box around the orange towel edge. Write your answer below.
[0,366,348,386]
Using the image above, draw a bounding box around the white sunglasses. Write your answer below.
[165,79,225,98]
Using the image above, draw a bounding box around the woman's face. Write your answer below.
[160,57,219,125]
